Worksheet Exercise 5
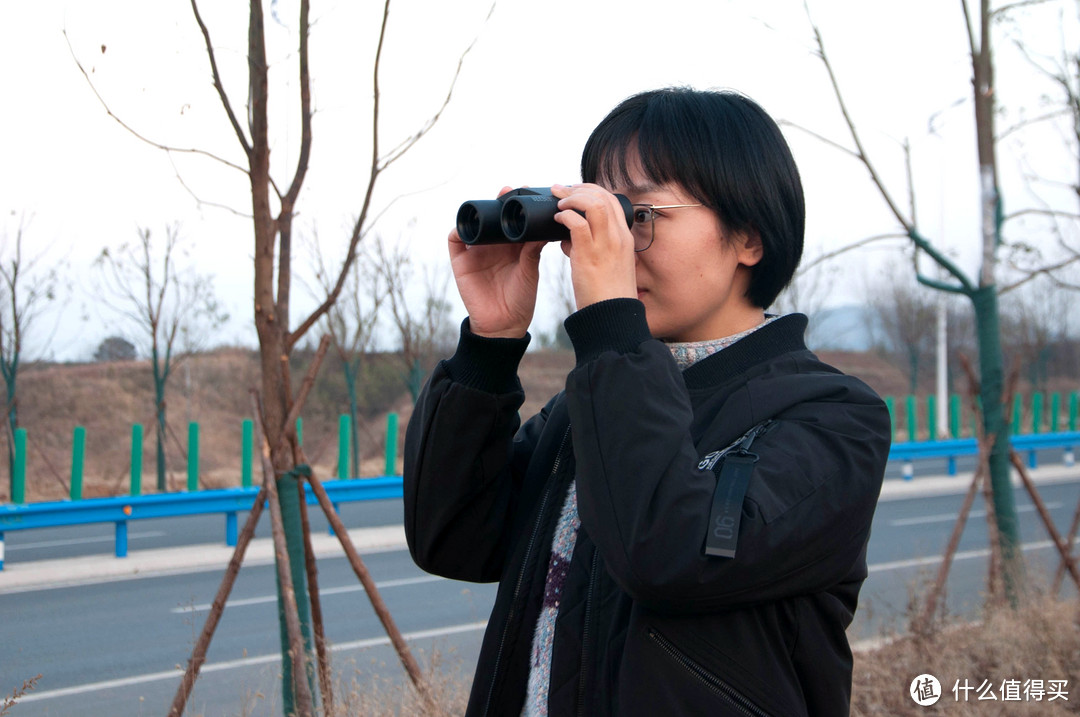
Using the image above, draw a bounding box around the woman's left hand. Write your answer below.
[552,183,638,311]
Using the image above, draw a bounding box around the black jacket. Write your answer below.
[404,299,891,716]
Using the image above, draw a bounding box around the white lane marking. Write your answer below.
[869,536,1074,573]
[889,502,1062,527]
[170,574,446,613]
[16,620,488,703]
[5,531,167,551]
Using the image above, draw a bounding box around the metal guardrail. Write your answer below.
[888,431,1080,478]
[0,476,403,570]
[2,432,1078,571]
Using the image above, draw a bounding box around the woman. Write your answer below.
[404,87,891,716]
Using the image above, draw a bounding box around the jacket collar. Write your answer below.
[680,313,809,390]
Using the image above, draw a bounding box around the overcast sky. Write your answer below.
[2,0,1075,361]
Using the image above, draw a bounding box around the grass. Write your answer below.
[852,590,1080,715]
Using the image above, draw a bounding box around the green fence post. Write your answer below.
[950,394,962,438]
[927,395,938,441]
[188,422,199,492]
[242,419,254,488]
[1011,394,1022,435]
[71,426,86,501]
[1032,393,1043,434]
[296,416,303,447]
[906,395,918,441]
[131,424,143,497]
[1050,393,1061,434]
[13,428,26,505]
[385,412,399,476]
[884,397,895,442]
[338,414,350,480]
[1069,392,1078,432]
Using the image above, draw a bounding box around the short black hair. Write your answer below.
[581,87,804,309]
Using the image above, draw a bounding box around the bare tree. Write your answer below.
[866,261,939,394]
[0,218,62,494]
[374,235,456,401]
[792,0,1080,598]
[999,276,1070,391]
[69,1,491,710]
[1003,0,1080,285]
[314,235,386,478]
[94,224,227,491]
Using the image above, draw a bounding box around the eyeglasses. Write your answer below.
[630,203,704,251]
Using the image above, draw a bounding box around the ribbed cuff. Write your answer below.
[563,298,652,366]
[443,318,531,394]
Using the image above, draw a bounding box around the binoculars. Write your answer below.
[456,187,634,245]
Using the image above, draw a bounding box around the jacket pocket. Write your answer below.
[647,628,775,717]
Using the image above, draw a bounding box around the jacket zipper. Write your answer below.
[698,420,775,472]
[482,425,572,717]
[648,628,773,717]
[576,547,600,717]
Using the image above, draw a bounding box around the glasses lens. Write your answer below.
[631,206,653,251]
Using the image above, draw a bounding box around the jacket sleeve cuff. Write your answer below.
[442,317,531,394]
[563,298,652,366]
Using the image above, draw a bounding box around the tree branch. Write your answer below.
[63,29,250,177]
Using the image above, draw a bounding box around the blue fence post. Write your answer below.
[116,520,128,558]
[0,531,4,570]
[226,512,238,546]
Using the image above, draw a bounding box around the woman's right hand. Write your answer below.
[448,187,547,339]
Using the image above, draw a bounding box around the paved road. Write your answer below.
[1,463,1078,715]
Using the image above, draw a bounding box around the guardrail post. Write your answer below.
[242,419,254,488]
[1011,394,1022,435]
[1069,392,1078,432]
[71,426,86,501]
[131,424,143,497]
[188,422,200,492]
[385,412,399,476]
[116,520,128,558]
[13,427,26,505]
[0,531,5,570]
[296,416,303,447]
[226,512,238,547]
[338,414,350,480]
[1050,393,1061,434]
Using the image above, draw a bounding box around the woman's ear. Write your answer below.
[736,230,764,267]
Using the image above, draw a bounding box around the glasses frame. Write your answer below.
[630,203,704,252]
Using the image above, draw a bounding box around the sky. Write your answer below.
[2,0,1076,361]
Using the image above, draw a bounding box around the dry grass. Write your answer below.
[329,648,472,717]
[852,592,1080,715]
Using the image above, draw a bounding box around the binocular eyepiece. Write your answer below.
[456,187,634,245]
